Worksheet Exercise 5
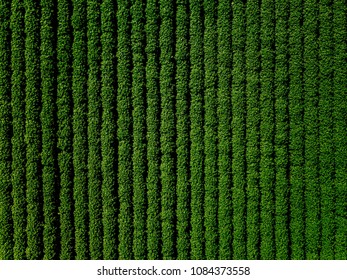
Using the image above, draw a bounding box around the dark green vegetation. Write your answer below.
[0,0,346,260]
[260,0,275,259]
[24,0,43,260]
[131,0,147,260]
[231,0,246,259]
[334,0,347,260]
[72,0,89,259]
[11,0,27,260]
[217,0,233,260]
[175,0,190,260]
[87,0,103,260]
[41,0,59,259]
[145,0,161,260]
[203,0,218,260]
[288,0,305,259]
[0,0,13,260]
[57,0,74,260]
[245,0,261,260]
[100,0,117,260]
[189,0,204,260]
[274,0,290,260]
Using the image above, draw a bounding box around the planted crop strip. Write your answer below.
[334,0,347,260]
[260,0,275,260]
[288,0,305,260]
[41,0,58,259]
[117,0,133,260]
[159,0,176,260]
[0,0,13,260]
[274,0,289,260]
[57,0,74,260]
[131,0,147,260]
[245,0,261,260]
[145,0,161,260]
[11,0,27,260]
[87,0,103,260]
[319,0,335,260]
[303,0,320,260]
[231,0,247,260]
[203,0,218,260]
[72,0,89,259]
[25,0,43,260]
[101,0,117,260]
[176,0,190,260]
[217,0,233,260]
[189,0,204,260]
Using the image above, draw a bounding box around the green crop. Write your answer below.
[25,0,43,260]
[203,0,218,260]
[231,0,246,260]
[334,0,347,260]
[0,0,13,260]
[245,0,261,260]
[217,0,232,260]
[87,0,103,260]
[41,0,59,259]
[319,0,334,260]
[288,0,305,260]
[72,0,89,259]
[57,0,75,260]
[274,0,290,260]
[189,0,204,260]
[101,0,117,260]
[145,0,161,260]
[117,0,133,260]
[0,0,346,260]
[11,0,27,260]
[260,0,275,260]
[159,0,176,260]
[175,0,190,261]
[303,0,320,260]
[131,0,147,260]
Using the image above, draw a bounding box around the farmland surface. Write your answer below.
[0,0,346,260]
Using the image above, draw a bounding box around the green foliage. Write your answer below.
[159,0,176,260]
[0,0,13,260]
[117,0,133,260]
[274,0,289,260]
[145,0,161,260]
[87,0,103,260]
[288,0,305,260]
[189,0,204,260]
[260,0,275,260]
[245,0,261,260]
[217,0,233,260]
[231,0,246,260]
[303,0,320,260]
[101,0,117,260]
[203,0,218,260]
[25,0,43,260]
[0,0,346,261]
[41,0,59,260]
[333,0,347,260]
[176,0,190,261]
[72,0,89,259]
[11,0,27,260]
[131,0,147,260]
[319,0,334,260]
[57,0,74,260]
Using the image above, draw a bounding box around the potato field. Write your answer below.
[0,0,346,260]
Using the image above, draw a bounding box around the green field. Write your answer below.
[0,0,346,260]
